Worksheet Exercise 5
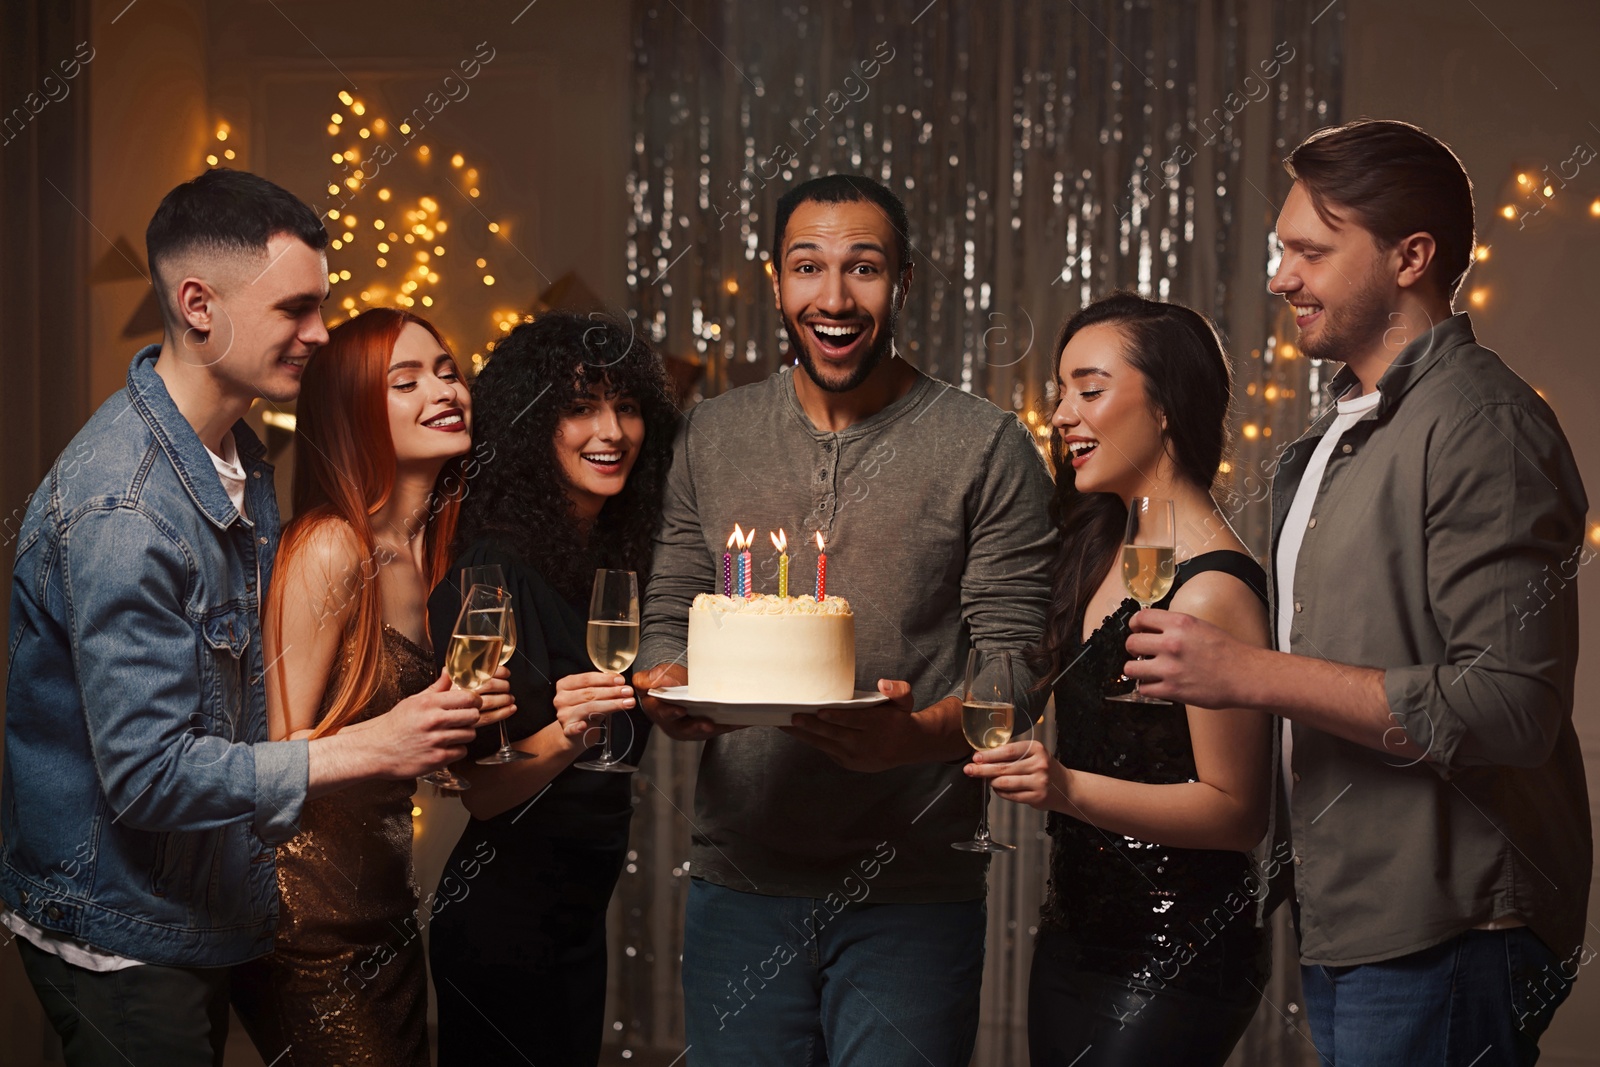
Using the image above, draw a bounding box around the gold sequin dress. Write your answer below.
[233,624,433,1067]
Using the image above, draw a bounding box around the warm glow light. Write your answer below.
[410,805,422,817]
[1218,461,1232,474]
[1516,172,1530,186]
[378,242,389,252]
[434,245,445,256]
[399,122,411,134]
[1264,384,1279,401]
[351,102,365,116]
[338,269,351,280]
[1246,382,1257,396]
[488,223,500,233]
[451,153,465,167]
[215,124,229,141]
[418,145,431,158]
[427,272,439,284]
[224,149,235,160]
[483,275,495,285]
[374,119,387,133]
[1589,523,1600,546]
[468,187,480,197]
[206,154,218,166]
[375,258,386,267]
[1280,343,1296,359]
[328,209,340,219]
[422,296,433,306]
[1470,287,1488,308]
[1501,205,1517,219]
[815,532,826,552]
[1590,200,1600,217]
[327,123,339,135]
[339,90,354,105]
[1242,423,1260,440]
[1025,409,1038,424]
[378,188,391,201]
[420,197,438,213]
[771,530,787,552]
[330,113,343,124]
[724,278,739,294]
[331,153,343,164]
[331,239,343,250]
[475,257,487,268]
[359,128,371,139]
[1474,245,1490,261]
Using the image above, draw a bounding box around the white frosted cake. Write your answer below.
[687,593,855,703]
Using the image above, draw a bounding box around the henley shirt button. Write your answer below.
[259,536,268,545]
[1294,601,1304,613]
[1341,443,1353,454]
[46,904,63,921]
[1307,517,1317,529]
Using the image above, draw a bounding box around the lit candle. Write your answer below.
[741,529,755,597]
[815,531,827,600]
[732,524,746,597]
[771,529,789,598]
[724,526,739,597]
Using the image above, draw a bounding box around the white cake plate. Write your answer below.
[645,686,890,726]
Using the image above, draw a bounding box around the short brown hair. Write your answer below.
[1285,120,1475,300]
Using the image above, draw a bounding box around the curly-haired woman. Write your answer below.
[425,310,678,1066]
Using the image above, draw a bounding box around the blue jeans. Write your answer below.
[682,879,986,1066]
[1301,927,1573,1066]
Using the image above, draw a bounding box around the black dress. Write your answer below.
[425,539,650,1067]
[1029,551,1272,1067]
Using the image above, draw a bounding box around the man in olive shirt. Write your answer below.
[1127,120,1589,1064]
[635,175,1054,1065]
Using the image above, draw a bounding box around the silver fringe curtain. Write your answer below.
[610,2,1343,1064]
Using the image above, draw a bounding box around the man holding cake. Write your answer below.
[636,174,1055,1065]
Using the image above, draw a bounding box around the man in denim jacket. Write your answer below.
[1,170,485,1065]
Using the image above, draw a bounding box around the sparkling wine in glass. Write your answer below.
[476,597,530,765]
[1108,497,1177,705]
[575,569,640,773]
[422,584,506,790]
[953,648,1018,853]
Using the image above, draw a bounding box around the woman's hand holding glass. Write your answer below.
[553,672,636,752]
[964,739,1067,811]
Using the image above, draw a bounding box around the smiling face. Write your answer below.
[772,198,907,393]
[168,232,331,404]
[1269,182,1395,365]
[1050,322,1170,499]
[386,322,471,466]
[554,381,645,522]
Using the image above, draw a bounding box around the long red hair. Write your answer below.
[268,308,464,738]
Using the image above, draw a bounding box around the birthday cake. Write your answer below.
[687,593,855,703]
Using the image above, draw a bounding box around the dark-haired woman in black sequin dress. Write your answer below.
[969,292,1279,1066]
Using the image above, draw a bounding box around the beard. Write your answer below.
[1299,263,1391,364]
[782,306,898,394]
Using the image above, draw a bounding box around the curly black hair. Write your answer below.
[454,310,678,604]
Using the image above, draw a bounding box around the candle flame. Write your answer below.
[815,531,826,552]
[739,529,756,551]
[771,529,787,553]
[728,524,742,550]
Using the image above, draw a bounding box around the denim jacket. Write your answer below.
[2,345,309,967]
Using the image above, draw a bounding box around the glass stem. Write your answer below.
[600,716,615,763]
[498,722,512,753]
[975,777,992,844]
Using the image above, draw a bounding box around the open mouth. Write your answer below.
[1066,438,1098,468]
[808,320,869,359]
[280,355,308,373]
[582,450,626,474]
[423,409,465,432]
[1292,303,1323,327]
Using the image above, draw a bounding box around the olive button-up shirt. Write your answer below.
[1271,314,1590,967]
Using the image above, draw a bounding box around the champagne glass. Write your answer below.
[575,569,640,773]
[475,599,529,764]
[1108,497,1177,705]
[460,564,506,600]
[953,648,1018,853]
[421,584,507,790]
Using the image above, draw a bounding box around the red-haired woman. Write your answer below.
[232,309,514,1066]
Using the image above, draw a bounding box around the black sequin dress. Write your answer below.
[1035,552,1271,1025]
